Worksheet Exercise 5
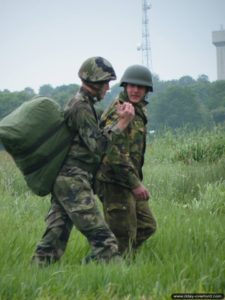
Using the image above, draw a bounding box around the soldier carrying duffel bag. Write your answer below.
[0,57,135,266]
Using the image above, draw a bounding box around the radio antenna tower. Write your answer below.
[137,0,152,70]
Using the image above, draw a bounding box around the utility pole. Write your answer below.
[137,0,152,70]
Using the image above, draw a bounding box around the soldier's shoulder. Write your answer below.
[67,92,89,110]
[75,90,90,102]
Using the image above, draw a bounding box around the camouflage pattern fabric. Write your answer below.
[78,56,116,83]
[96,90,148,189]
[63,87,120,175]
[95,90,157,254]
[32,88,121,266]
[95,181,156,254]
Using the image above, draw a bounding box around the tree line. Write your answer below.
[1,74,225,131]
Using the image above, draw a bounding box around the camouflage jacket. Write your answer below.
[61,87,120,176]
[96,91,148,189]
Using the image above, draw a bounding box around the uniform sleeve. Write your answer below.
[67,101,121,156]
[100,105,141,189]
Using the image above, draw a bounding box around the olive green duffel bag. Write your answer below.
[0,96,72,196]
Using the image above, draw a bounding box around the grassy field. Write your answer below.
[0,129,225,300]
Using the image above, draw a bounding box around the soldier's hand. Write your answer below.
[132,184,150,201]
[116,102,135,130]
[117,102,134,119]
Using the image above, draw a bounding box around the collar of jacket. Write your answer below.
[80,86,98,104]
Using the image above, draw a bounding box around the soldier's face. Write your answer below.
[98,82,110,100]
[126,84,147,103]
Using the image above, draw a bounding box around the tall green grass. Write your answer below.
[0,129,225,300]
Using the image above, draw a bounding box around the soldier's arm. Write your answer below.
[102,141,142,189]
[70,102,130,156]
[74,104,108,155]
[101,106,141,189]
[101,101,134,136]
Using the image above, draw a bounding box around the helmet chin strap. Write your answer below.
[82,81,105,101]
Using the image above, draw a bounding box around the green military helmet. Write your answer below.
[78,56,117,83]
[120,65,153,91]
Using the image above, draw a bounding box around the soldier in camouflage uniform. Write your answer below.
[95,65,157,255]
[32,57,135,266]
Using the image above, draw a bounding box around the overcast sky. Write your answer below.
[0,0,224,92]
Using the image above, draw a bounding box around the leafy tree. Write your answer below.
[192,79,211,107]
[149,86,212,130]
[52,84,80,107]
[178,75,195,86]
[39,84,54,97]
[208,80,225,110]
[0,76,224,131]
[197,74,209,83]
[23,87,35,97]
[0,91,30,119]
[211,107,225,124]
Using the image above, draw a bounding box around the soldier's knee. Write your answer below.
[106,206,136,239]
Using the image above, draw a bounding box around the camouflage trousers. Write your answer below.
[32,167,119,266]
[95,181,157,255]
